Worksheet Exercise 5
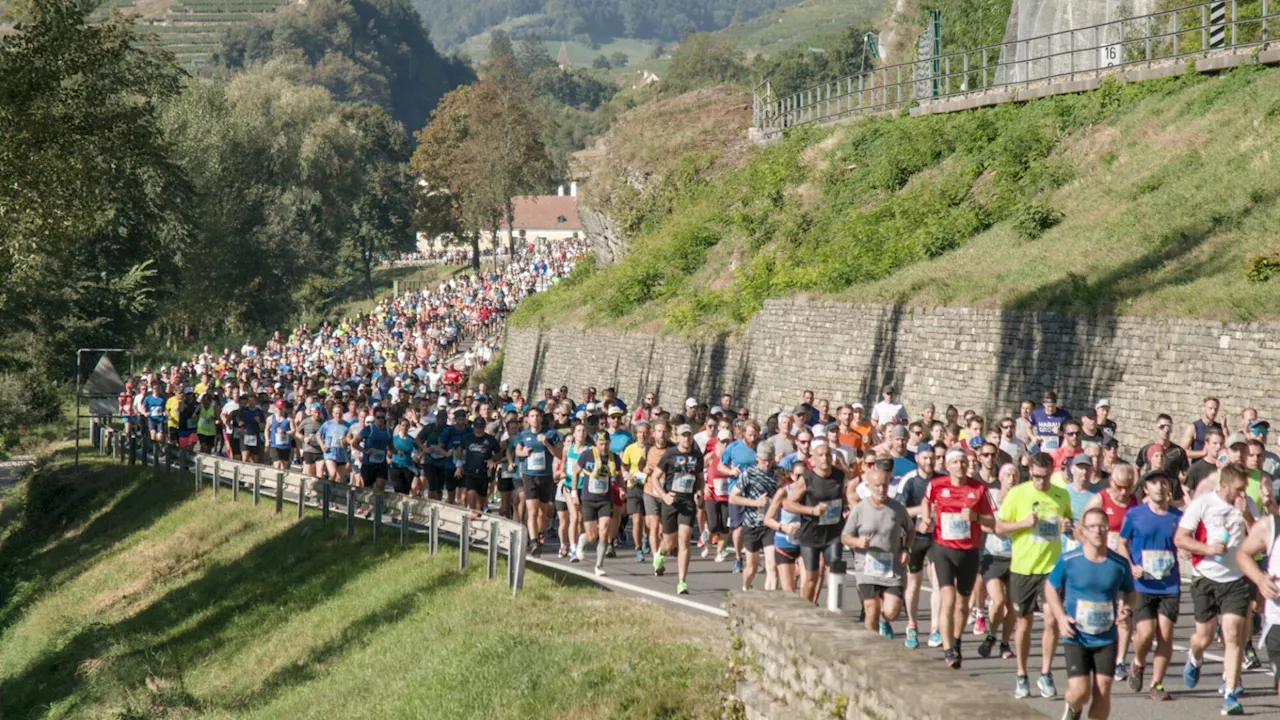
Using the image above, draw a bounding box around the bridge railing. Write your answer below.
[754,0,1279,133]
[86,419,529,594]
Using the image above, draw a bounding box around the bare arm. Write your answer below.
[782,478,814,517]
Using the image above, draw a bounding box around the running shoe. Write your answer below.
[653,551,666,577]
[904,626,919,649]
[699,529,708,547]
[1127,664,1144,694]
[558,547,569,558]
[944,649,960,669]
[569,551,581,563]
[1014,674,1030,699]
[879,620,894,639]
[1217,682,1244,698]
[1000,641,1015,659]
[641,539,651,556]
[594,566,606,577]
[732,558,744,574]
[604,545,616,559]
[928,628,943,648]
[1182,659,1200,689]
[977,634,996,658]
[1222,693,1243,715]
[1113,663,1129,683]
[1038,672,1057,699]
[677,580,689,595]
[530,542,543,559]
[718,547,732,562]
[1149,683,1171,701]
[1060,707,1081,720]
[1243,644,1261,670]
[634,549,645,563]
[701,544,711,559]
[974,616,988,636]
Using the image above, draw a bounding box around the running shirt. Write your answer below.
[797,468,847,548]
[721,439,758,494]
[621,441,647,489]
[391,433,417,469]
[318,418,351,462]
[924,476,994,551]
[196,405,218,436]
[736,465,778,529]
[299,417,322,452]
[238,406,266,447]
[1063,483,1099,552]
[562,443,586,490]
[1029,407,1071,449]
[983,485,1013,559]
[998,481,1072,576]
[1098,490,1137,551]
[461,432,501,476]
[165,395,181,429]
[418,421,447,466]
[438,424,468,470]
[513,428,562,478]
[1047,548,1134,648]
[843,498,911,587]
[1179,491,1257,582]
[1119,504,1182,595]
[607,429,633,456]
[360,423,393,465]
[144,394,166,420]
[576,447,620,502]
[657,446,704,497]
[268,415,292,449]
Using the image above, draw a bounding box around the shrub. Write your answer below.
[1246,253,1280,283]
[1012,201,1063,240]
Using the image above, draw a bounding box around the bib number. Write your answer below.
[672,474,695,494]
[941,513,970,541]
[819,499,843,525]
[275,431,288,446]
[526,453,546,473]
[244,434,258,447]
[1142,549,1175,579]
[1105,533,1120,551]
[588,475,609,495]
[864,550,894,577]
[713,478,729,497]
[1041,436,1060,451]
[367,450,386,464]
[630,471,647,488]
[1075,599,1114,635]
[1033,518,1059,544]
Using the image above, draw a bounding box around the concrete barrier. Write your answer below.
[727,592,1049,720]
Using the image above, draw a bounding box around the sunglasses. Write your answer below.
[1156,424,1171,430]
[1065,431,1079,437]
[979,452,995,458]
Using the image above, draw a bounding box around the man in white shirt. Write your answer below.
[871,385,908,429]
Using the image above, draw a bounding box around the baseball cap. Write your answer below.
[684,397,697,408]
[768,405,783,416]
[717,429,732,441]
[1081,409,1097,421]
[914,442,933,456]
[710,405,724,416]
[593,430,609,443]
[1095,398,1111,409]
[1227,432,1250,448]
[1141,469,1172,485]
[851,401,864,410]
[1071,453,1093,467]
[881,384,895,395]
[607,405,624,416]
[183,385,194,394]
[274,399,286,409]
[452,408,467,418]
[676,424,693,436]
[889,425,909,438]
[437,398,448,408]
[1248,419,1271,432]
[309,402,322,411]
[500,383,509,392]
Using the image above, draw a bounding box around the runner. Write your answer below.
[622,420,652,563]
[729,443,780,591]
[899,443,943,649]
[575,430,623,576]
[558,423,589,561]
[785,441,853,604]
[195,392,219,454]
[267,399,293,472]
[1117,469,1182,701]
[653,423,705,595]
[317,404,351,484]
[418,409,448,501]
[389,418,418,495]
[1044,506,1136,720]
[842,465,912,637]
[977,462,1019,661]
[996,451,1073,700]
[921,449,996,669]
[437,408,469,504]
[1082,463,1138,682]
[765,462,806,593]
[352,407,391,492]
[641,420,672,565]
[719,421,761,574]
[513,407,563,558]
[1181,396,1223,463]
[297,402,325,478]
[459,416,501,512]
[238,393,265,465]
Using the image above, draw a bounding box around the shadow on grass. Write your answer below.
[0,503,477,718]
[0,450,195,638]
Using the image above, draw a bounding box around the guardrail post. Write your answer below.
[322,482,331,521]
[400,501,410,547]
[178,450,187,486]
[508,528,520,590]
[275,472,284,515]
[373,494,383,542]
[429,507,439,556]
[165,445,173,480]
[512,526,526,594]
[488,520,499,581]
[1263,0,1268,42]
[460,515,470,569]
[346,487,356,538]
[1175,10,1181,56]
[194,455,202,491]
[826,560,848,612]
[298,477,306,520]
[253,468,261,506]
[213,460,220,498]
[1204,4,1210,51]
[233,466,240,502]
[129,434,137,465]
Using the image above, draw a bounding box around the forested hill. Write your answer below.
[413,0,807,50]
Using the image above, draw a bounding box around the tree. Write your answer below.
[488,29,515,60]
[516,32,556,75]
[664,32,746,93]
[592,53,612,69]
[609,50,629,68]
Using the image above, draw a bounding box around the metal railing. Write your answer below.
[87,419,529,594]
[753,0,1277,133]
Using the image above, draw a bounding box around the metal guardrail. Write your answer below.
[87,419,529,594]
[753,0,1278,133]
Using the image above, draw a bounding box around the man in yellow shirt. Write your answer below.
[165,391,182,445]
[622,421,652,562]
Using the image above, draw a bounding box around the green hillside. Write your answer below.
[718,0,889,60]
[514,65,1280,332]
[0,451,728,718]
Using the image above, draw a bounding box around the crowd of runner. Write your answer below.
[112,237,1280,718]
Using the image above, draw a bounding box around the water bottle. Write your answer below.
[1215,528,1230,563]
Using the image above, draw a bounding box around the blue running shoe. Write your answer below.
[1182,658,1200,689]
[904,626,919,649]
[1222,693,1243,715]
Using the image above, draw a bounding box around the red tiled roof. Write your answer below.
[511,195,582,231]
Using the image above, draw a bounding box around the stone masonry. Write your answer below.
[503,297,1280,451]
[727,592,1048,720]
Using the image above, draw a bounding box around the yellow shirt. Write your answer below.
[997,481,1072,575]
[621,441,648,487]
[165,396,181,429]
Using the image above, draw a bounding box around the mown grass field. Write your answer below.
[0,449,729,719]
[718,0,889,59]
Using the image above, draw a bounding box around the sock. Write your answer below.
[907,621,918,629]
[576,534,588,557]
[596,540,606,568]
[1188,652,1202,667]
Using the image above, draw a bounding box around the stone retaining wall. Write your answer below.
[727,592,1048,720]
[503,298,1280,451]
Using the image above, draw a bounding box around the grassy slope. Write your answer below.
[515,65,1280,332]
[0,450,728,719]
[719,0,889,60]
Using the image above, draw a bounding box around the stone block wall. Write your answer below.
[503,298,1280,451]
[727,592,1047,720]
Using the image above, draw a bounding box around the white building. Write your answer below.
[417,185,583,252]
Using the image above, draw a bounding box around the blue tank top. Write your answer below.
[1191,419,1221,451]
[774,507,801,550]
[563,444,585,490]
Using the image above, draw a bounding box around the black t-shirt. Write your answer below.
[1184,459,1218,495]
[577,447,621,501]
[899,471,942,509]
[462,433,501,475]
[657,446,704,496]
[798,467,847,547]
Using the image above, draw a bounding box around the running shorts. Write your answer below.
[929,544,980,596]
[1134,592,1180,623]
[464,473,489,495]
[1191,576,1254,622]
[390,466,415,495]
[800,542,841,573]
[524,475,555,504]
[980,554,1012,583]
[626,487,647,516]
[743,525,772,552]
[1064,642,1118,678]
[705,499,729,535]
[1010,572,1049,617]
[582,499,613,523]
[360,462,388,486]
[660,497,697,534]
[907,533,932,574]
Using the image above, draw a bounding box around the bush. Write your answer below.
[1011,201,1063,240]
[1246,253,1280,283]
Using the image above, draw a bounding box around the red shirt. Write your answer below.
[443,369,463,389]
[1099,490,1137,533]
[1052,445,1082,471]
[925,476,994,550]
[704,438,728,501]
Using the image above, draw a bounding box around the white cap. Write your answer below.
[500,382,509,392]
[685,397,697,408]
[1095,398,1111,408]
[717,429,732,441]
[851,401,865,410]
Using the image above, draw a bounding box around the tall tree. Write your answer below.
[488,29,516,60]
[516,32,556,75]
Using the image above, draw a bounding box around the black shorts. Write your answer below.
[980,554,1012,583]
[464,473,489,495]
[858,584,904,601]
[303,451,323,465]
[626,487,647,516]
[226,435,241,456]
[660,497,698,534]
[705,499,729,535]
[524,475,554,504]
[727,503,744,529]
[582,499,613,523]
[907,534,932,574]
[800,542,841,572]
[168,427,179,443]
[360,462,388,486]
[390,466,414,495]
[425,464,446,494]
[929,544,981,596]
[774,545,798,565]
[198,434,217,453]
[743,525,772,552]
[1190,576,1254,622]
[1010,572,1049,617]
[444,468,463,491]
[498,475,517,493]
[1134,592,1180,623]
[269,446,291,463]
[555,500,570,513]
[1064,642,1118,678]
[1264,625,1280,687]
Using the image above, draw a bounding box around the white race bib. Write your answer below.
[1062,536,1081,553]
[367,450,386,464]
[941,513,970,540]
[819,499,844,525]
[587,475,609,495]
[1141,549,1175,579]
[1041,436,1061,451]
[243,433,258,447]
[1033,518,1059,544]
[864,550,894,577]
[526,452,546,472]
[630,471,647,487]
[713,478,729,497]
[275,431,288,446]
[672,473,695,494]
[1075,599,1114,635]
[1105,533,1120,551]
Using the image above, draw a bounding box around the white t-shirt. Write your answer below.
[1000,437,1027,467]
[871,401,907,427]
[1178,491,1258,582]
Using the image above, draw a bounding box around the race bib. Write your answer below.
[1075,599,1114,635]
[1041,436,1060,451]
[819,499,844,525]
[1105,533,1120,551]
[275,431,288,446]
[588,475,609,495]
[243,433,258,447]
[367,450,386,464]
[993,534,1013,554]
[864,550,894,577]
[526,453,546,472]
[941,513,970,540]
[630,471,647,488]
[672,473,695,494]
[1033,518,1059,544]
[1062,536,1081,553]
[1142,550,1175,579]
[713,478,729,497]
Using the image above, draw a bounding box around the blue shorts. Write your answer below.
[148,418,164,432]
[728,503,744,529]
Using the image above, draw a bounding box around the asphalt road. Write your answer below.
[529,531,1280,720]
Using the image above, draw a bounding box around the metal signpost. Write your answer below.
[75,349,132,471]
